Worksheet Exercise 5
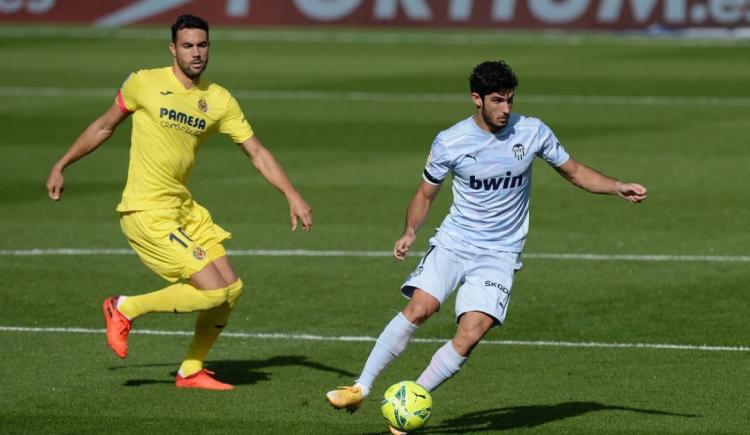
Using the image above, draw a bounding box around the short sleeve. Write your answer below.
[219,96,254,144]
[536,123,569,167]
[423,135,451,185]
[116,72,140,113]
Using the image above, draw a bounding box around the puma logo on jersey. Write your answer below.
[160,90,173,95]
[469,172,523,190]
[463,152,478,163]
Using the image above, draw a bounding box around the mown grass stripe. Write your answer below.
[2,86,750,107]
[1,248,749,263]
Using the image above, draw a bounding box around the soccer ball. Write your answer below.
[381,381,432,432]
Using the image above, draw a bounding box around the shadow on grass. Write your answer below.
[113,355,356,387]
[411,401,700,433]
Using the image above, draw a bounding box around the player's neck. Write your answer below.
[472,113,503,134]
[171,64,200,89]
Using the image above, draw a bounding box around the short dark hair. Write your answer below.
[469,61,518,98]
[171,15,209,42]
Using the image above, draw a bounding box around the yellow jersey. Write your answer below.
[115,67,254,212]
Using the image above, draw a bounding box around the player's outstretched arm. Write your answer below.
[394,180,441,260]
[240,135,312,232]
[554,157,647,203]
[46,102,130,201]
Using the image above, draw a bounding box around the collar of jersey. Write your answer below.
[469,114,513,138]
[166,66,206,93]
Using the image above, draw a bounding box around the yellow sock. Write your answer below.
[226,278,245,308]
[118,282,229,320]
[179,279,244,376]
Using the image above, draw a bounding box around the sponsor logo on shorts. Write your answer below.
[192,247,206,260]
[410,266,424,278]
[485,280,510,294]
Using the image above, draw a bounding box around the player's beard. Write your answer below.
[178,58,208,80]
[480,105,506,132]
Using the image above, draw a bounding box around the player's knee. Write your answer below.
[227,278,244,308]
[453,326,486,356]
[456,328,482,346]
[453,331,481,356]
[402,304,434,325]
[451,337,476,357]
[403,292,439,325]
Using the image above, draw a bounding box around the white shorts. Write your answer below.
[401,235,522,326]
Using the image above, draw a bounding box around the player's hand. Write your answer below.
[615,182,647,203]
[393,232,416,261]
[46,167,65,201]
[287,192,312,232]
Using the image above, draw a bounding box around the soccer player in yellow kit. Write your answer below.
[45,15,312,390]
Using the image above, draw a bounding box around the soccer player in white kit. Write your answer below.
[326,61,647,431]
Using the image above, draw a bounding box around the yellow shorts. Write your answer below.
[120,201,231,282]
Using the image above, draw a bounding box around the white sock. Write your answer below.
[416,340,467,392]
[353,382,370,398]
[115,295,132,320]
[356,312,418,397]
[116,295,128,308]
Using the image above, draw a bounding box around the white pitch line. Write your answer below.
[1,248,749,263]
[0,326,747,353]
[2,85,750,107]
[523,253,750,263]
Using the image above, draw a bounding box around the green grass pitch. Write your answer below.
[1,26,749,434]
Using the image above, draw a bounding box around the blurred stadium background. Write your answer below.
[3,0,750,31]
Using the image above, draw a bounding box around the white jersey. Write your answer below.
[423,114,569,253]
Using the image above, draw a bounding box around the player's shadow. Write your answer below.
[416,401,700,433]
[113,355,356,387]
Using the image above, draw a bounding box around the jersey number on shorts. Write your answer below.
[168,227,193,248]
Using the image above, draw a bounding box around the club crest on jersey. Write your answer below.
[192,247,206,260]
[512,143,525,160]
[197,98,208,113]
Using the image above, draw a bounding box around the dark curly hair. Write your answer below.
[469,61,518,98]
[171,15,209,42]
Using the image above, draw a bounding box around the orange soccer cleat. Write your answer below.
[325,386,364,413]
[176,369,234,391]
[102,296,131,358]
